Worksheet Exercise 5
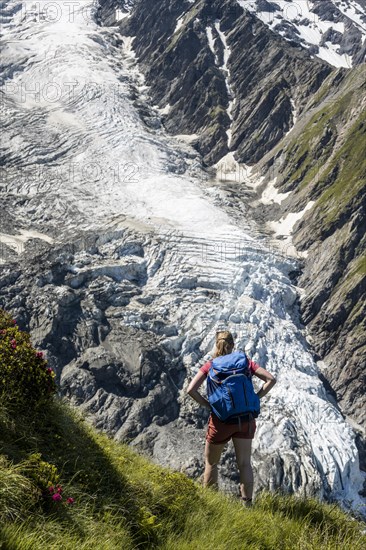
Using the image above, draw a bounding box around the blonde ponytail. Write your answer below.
[213,330,234,358]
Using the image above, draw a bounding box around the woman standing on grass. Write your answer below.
[187,330,276,507]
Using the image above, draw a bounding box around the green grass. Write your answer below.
[313,111,366,230]
[282,107,338,191]
[282,86,362,194]
[280,69,366,249]
[348,254,366,278]
[1,399,365,549]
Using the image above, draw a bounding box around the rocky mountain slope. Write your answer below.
[254,64,366,464]
[1,222,364,504]
[240,0,366,67]
[119,0,332,165]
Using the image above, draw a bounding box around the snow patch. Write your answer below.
[158,104,171,115]
[214,20,231,70]
[214,20,235,147]
[338,0,366,32]
[214,152,251,183]
[173,133,199,143]
[283,98,298,136]
[269,202,315,236]
[175,15,185,34]
[237,0,366,68]
[318,46,352,68]
[206,26,218,64]
[121,35,136,57]
[260,177,291,205]
[115,9,130,22]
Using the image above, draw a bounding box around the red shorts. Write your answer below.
[206,413,256,445]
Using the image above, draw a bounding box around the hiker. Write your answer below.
[187,330,276,507]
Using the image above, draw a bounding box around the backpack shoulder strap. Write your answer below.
[207,364,222,383]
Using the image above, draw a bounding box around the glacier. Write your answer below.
[0,0,365,515]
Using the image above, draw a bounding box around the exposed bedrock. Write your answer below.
[118,0,332,165]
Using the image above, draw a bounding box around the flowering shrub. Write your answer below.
[21,453,75,507]
[0,309,56,410]
[24,453,60,492]
[48,484,75,506]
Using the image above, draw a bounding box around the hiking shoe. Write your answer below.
[240,497,253,508]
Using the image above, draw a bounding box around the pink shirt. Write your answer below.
[199,357,260,377]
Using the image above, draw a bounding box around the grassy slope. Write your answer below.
[280,66,366,242]
[274,66,366,335]
[314,111,366,228]
[1,399,365,550]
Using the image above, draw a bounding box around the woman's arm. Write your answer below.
[187,371,211,410]
[253,367,277,398]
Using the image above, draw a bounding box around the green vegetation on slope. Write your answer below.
[283,108,337,192]
[289,89,365,306]
[1,400,366,550]
[314,111,366,231]
[282,88,361,195]
[279,67,366,247]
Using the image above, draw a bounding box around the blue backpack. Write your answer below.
[206,351,260,422]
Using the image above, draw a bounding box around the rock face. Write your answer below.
[0,229,184,440]
[242,0,366,67]
[118,0,331,165]
[254,65,366,466]
[96,0,132,26]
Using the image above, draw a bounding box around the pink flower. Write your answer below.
[12,319,16,324]
[48,486,55,493]
[52,493,62,502]
[66,497,75,505]
[0,329,6,334]
[10,339,16,349]
[56,486,63,494]
[36,351,43,359]
[47,367,53,374]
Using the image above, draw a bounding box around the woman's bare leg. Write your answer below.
[232,438,254,499]
[203,440,226,489]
